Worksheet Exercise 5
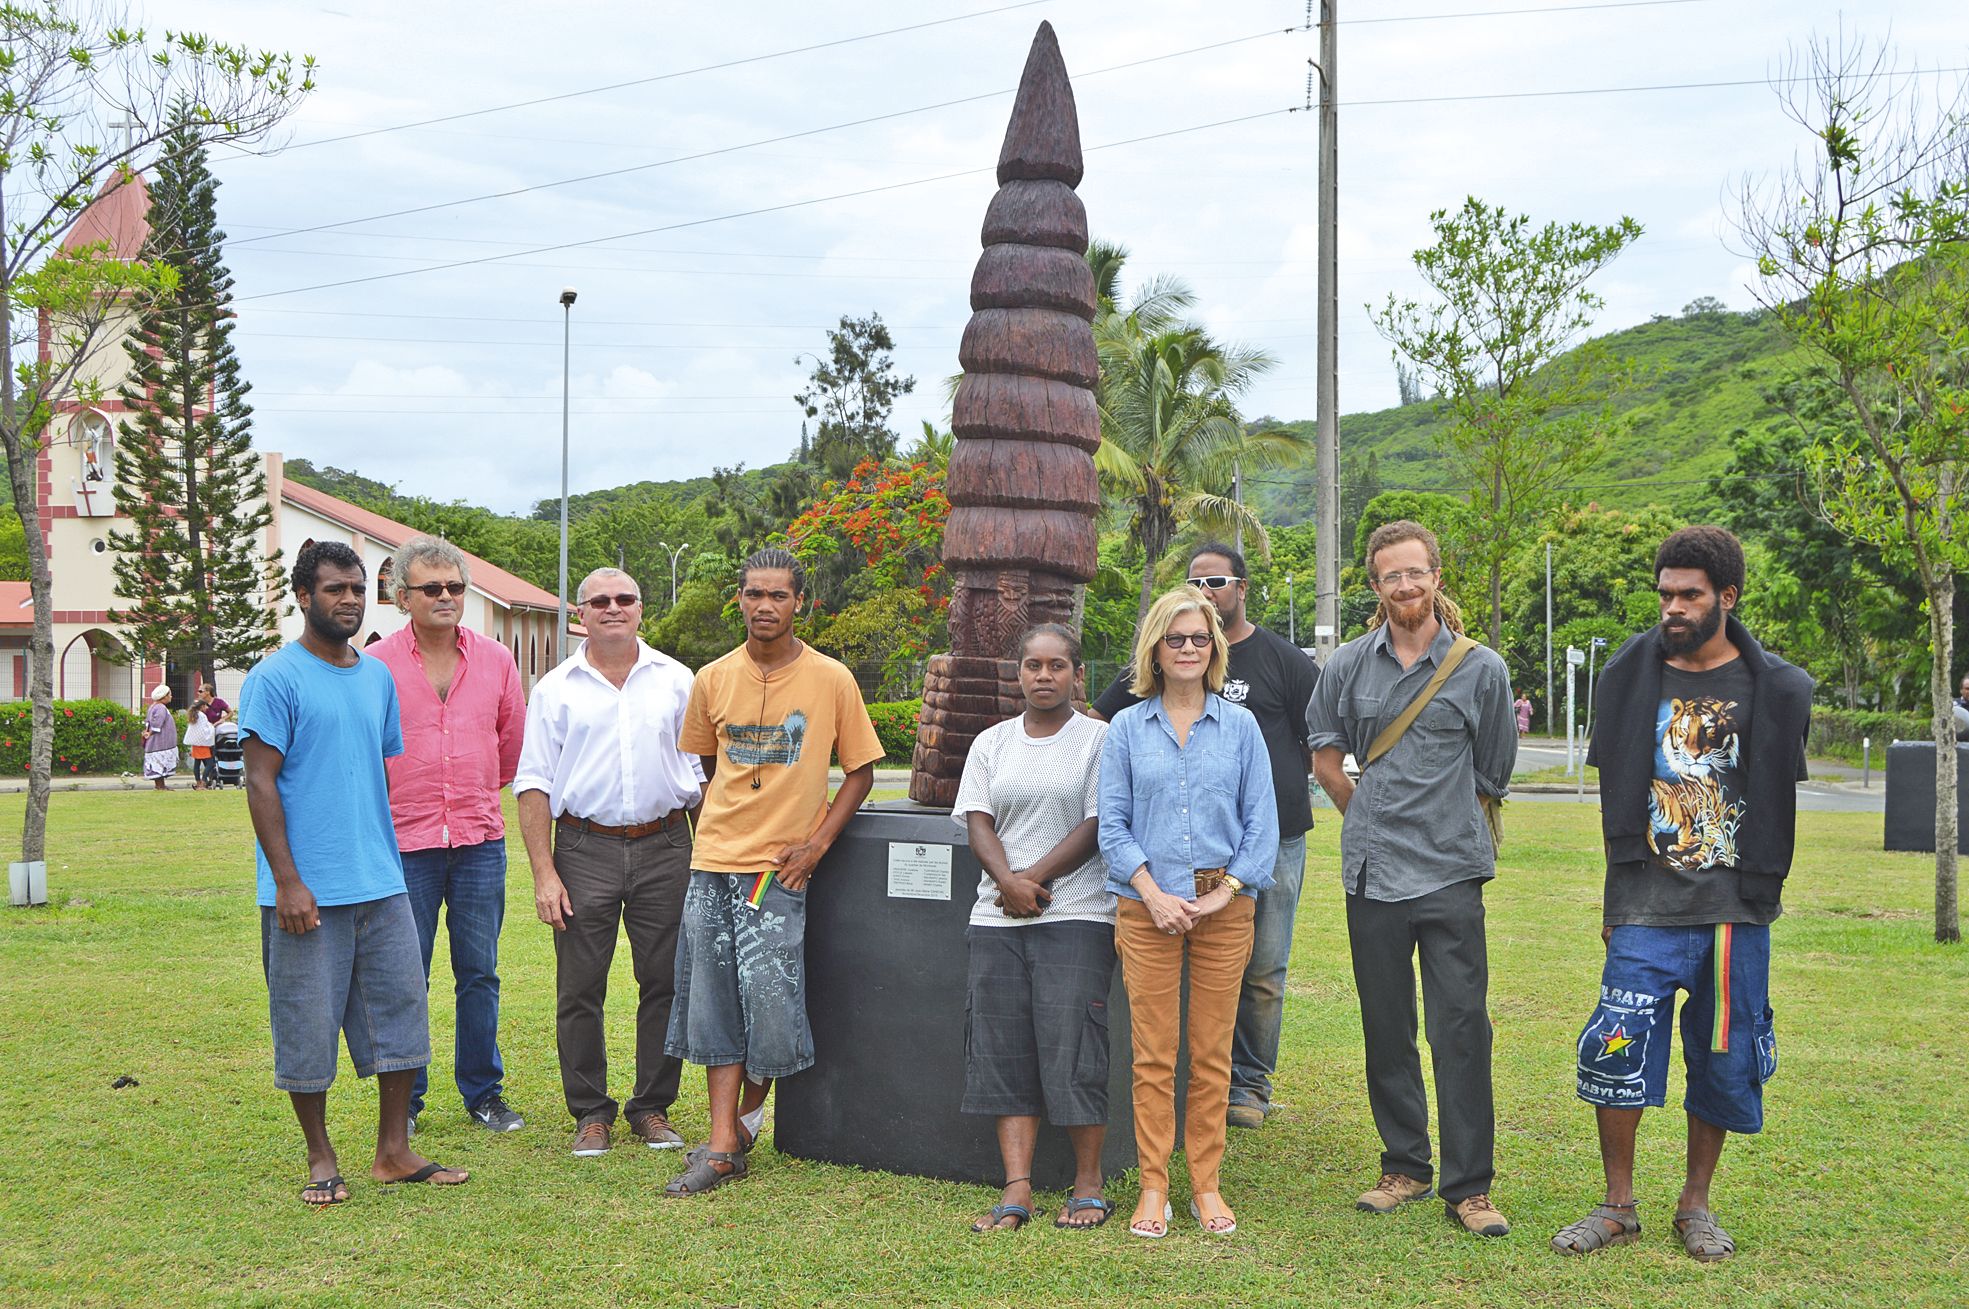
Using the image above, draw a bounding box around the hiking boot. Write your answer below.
[629,1111,685,1150]
[1226,1102,1267,1130]
[571,1121,612,1157]
[470,1094,525,1133]
[1447,1193,1511,1237]
[1356,1172,1434,1213]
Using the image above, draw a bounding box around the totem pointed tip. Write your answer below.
[996,21,1082,188]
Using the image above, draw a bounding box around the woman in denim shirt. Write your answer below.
[1099,587,1278,1238]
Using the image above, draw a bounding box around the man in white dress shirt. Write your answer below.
[515,567,704,1157]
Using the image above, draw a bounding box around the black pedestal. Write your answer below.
[775,801,1139,1188]
[1884,741,1969,853]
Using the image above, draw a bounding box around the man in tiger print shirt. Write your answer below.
[1553,526,1812,1265]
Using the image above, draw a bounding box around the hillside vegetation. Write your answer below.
[1250,304,1803,529]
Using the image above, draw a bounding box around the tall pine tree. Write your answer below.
[109,116,283,684]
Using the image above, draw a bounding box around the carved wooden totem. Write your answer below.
[909,21,1100,806]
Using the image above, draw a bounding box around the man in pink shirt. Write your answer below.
[373,538,528,1135]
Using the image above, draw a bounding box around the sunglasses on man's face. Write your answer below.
[408,581,468,599]
[582,593,642,610]
[1187,575,1240,591]
[1162,632,1214,649]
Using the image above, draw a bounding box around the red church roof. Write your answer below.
[59,172,151,261]
[281,480,564,614]
[0,581,29,632]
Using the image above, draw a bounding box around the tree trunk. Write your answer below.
[1137,550,1158,628]
[1928,568,1959,944]
[179,318,211,688]
[0,273,55,871]
[1488,558,1504,652]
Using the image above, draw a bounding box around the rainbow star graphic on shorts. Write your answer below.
[1597,1024,1635,1060]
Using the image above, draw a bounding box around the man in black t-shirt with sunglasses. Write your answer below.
[1092,541,1319,1129]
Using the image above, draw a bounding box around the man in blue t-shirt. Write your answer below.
[241,541,470,1206]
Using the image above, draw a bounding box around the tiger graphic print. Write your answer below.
[1647,694,1745,871]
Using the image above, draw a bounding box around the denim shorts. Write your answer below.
[261,892,431,1092]
[664,871,814,1080]
[1574,923,1777,1133]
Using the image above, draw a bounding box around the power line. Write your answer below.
[232,0,1702,157]
[1342,0,1704,24]
[231,27,1296,248]
[236,107,1298,302]
[1342,64,1969,110]
[259,1,1055,152]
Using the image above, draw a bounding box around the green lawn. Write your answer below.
[0,792,1960,1307]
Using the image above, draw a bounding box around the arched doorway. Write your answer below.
[57,630,134,706]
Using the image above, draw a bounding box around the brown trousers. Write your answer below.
[1115,894,1256,1195]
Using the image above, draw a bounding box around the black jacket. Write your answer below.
[1588,616,1814,906]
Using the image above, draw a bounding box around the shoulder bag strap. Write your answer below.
[1362,635,1479,768]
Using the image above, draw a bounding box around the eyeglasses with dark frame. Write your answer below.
[407,581,469,599]
[1161,632,1215,650]
[581,593,642,610]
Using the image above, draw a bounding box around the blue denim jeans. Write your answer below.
[402,841,508,1118]
[1229,832,1308,1109]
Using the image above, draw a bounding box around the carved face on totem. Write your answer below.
[948,568,1077,659]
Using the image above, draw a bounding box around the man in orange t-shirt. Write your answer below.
[662,548,882,1196]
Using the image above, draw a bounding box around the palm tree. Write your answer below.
[1088,242,1311,620]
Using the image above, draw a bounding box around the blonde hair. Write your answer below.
[1129,587,1229,697]
[1365,519,1466,635]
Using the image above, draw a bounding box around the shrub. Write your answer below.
[0,699,146,775]
[1807,706,1931,763]
[864,699,922,763]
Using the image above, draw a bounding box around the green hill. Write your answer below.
[1249,304,1807,526]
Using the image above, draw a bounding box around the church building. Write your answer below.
[15,173,569,711]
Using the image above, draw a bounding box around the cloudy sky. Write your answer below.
[128,0,1967,514]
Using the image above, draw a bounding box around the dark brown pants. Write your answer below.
[551,820,692,1126]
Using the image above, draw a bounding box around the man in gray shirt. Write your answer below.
[1308,520,1516,1238]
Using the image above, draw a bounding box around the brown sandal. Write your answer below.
[663,1149,747,1197]
[1551,1203,1641,1254]
[1673,1209,1735,1262]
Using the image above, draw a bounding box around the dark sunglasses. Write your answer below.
[408,581,469,599]
[582,593,642,610]
[1162,632,1215,649]
[1187,575,1240,591]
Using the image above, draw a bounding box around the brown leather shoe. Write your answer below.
[1447,1192,1511,1237]
[1356,1172,1434,1213]
[629,1112,685,1151]
[571,1120,612,1157]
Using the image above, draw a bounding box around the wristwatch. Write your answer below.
[1221,874,1245,895]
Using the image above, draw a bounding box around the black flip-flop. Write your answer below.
[970,1202,1039,1232]
[301,1174,347,1206]
[1055,1196,1114,1229]
[380,1162,467,1185]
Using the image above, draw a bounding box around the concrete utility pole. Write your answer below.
[557,287,577,665]
[1312,0,1341,663]
[1545,540,1554,737]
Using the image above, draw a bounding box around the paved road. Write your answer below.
[1508,735,1884,813]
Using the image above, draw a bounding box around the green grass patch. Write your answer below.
[0,791,1959,1306]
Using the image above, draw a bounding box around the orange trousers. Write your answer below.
[1114,894,1255,1196]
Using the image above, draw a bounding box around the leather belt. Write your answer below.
[1193,867,1229,896]
[557,811,685,840]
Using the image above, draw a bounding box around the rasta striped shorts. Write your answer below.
[1573,923,1777,1134]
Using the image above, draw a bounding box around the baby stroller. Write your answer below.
[212,720,245,788]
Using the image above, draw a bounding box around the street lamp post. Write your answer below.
[557,287,577,665]
[657,540,692,609]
